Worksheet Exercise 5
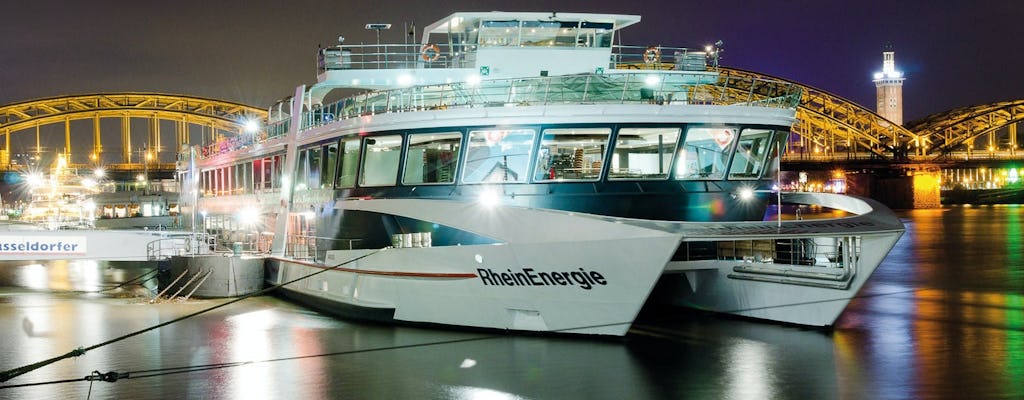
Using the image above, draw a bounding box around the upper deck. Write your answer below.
[313,11,712,95]
[196,12,802,160]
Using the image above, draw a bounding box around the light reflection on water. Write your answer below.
[0,206,1022,399]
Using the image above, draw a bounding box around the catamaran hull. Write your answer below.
[268,200,683,336]
[652,231,901,326]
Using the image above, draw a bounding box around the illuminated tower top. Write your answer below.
[873,45,905,125]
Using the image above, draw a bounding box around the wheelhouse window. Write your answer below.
[676,126,737,180]
[479,20,520,47]
[608,127,680,180]
[403,132,462,185]
[359,135,403,187]
[728,128,774,179]
[337,137,360,188]
[462,128,535,184]
[580,22,614,48]
[534,127,610,181]
[521,21,578,47]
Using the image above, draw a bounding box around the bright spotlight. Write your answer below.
[478,189,500,208]
[237,207,260,226]
[396,73,414,86]
[25,173,44,188]
[645,75,660,86]
[93,168,106,178]
[465,74,482,86]
[737,187,754,201]
[243,119,260,134]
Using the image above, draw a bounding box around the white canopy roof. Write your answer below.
[420,11,642,43]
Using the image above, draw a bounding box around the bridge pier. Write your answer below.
[848,169,941,209]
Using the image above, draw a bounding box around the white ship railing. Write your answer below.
[316,43,710,73]
[146,232,216,260]
[202,69,801,159]
[281,234,362,262]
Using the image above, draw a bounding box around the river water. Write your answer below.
[0,206,1021,399]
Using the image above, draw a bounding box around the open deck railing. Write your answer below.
[316,43,711,72]
[146,232,216,260]
[282,234,363,263]
[297,72,801,131]
[200,45,799,159]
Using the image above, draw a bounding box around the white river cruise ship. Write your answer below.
[181,11,904,335]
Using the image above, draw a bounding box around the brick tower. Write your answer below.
[873,45,905,125]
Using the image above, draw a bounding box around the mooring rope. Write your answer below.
[83,268,160,294]
[0,318,639,391]
[0,248,386,383]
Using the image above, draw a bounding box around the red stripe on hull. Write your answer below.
[269,256,478,279]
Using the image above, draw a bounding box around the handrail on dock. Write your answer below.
[146,232,217,260]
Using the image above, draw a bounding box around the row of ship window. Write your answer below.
[199,124,786,195]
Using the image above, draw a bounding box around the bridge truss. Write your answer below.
[719,68,925,161]
[0,93,266,170]
[719,68,1022,163]
[0,81,1018,170]
[905,100,1024,159]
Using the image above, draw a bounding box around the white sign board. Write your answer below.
[0,236,87,255]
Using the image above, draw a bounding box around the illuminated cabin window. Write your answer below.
[608,127,680,180]
[321,142,338,188]
[359,135,403,187]
[294,150,309,191]
[676,126,737,180]
[403,132,462,185]
[306,147,322,189]
[462,128,535,184]
[336,138,361,188]
[728,129,774,179]
[534,127,610,181]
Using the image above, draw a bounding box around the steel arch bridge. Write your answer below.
[905,100,1024,158]
[0,85,1018,170]
[719,68,925,161]
[719,68,1023,163]
[0,93,266,170]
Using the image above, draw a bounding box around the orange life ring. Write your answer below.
[643,46,661,64]
[420,43,441,62]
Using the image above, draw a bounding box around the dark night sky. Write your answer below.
[1,0,1021,123]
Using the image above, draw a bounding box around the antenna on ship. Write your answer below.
[405,21,415,44]
[365,23,392,65]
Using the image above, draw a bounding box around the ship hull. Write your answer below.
[267,199,682,336]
